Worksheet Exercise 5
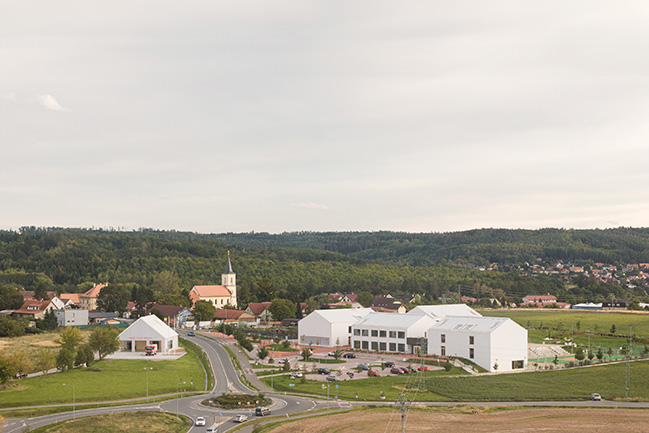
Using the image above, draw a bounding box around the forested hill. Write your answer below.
[0,227,647,306]
[206,228,649,266]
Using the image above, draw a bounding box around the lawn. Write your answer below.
[263,360,649,402]
[0,342,206,408]
[29,411,187,433]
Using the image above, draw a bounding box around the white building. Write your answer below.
[407,304,482,320]
[351,312,436,354]
[298,308,372,347]
[54,309,89,327]
[119,314,179,354]
[427,316,527,372]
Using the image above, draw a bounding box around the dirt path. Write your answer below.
[266,407,649,433]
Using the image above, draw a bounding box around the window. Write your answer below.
[371,341,378,350]
[353,329,361,336]
[371,330,378,337]
[469,336,474,345]
[398,343,405,352]
[348,326,352,333]
[379,330,386,338]
[361,341,368,350]
[441,346,446,356]
[389,343,397,352]
[354,341,360,349]
[389,331,396,338]
[512,360,524,369]
[379,342,386,351]
[469,348,474,359]
[361,329,368,336]
[398,331,405,339]
[441,334,446,343]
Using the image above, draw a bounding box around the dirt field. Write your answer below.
[0,329,91,360]
[269,407,649,433]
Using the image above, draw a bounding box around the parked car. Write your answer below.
[255,407,271,416]
[195,417,206,426]
[317,367,330,375]
[400,367,410,374]
[417,366,431,371]
[289,371,303,379]
[327,351,336,357]
[589,393,602,401]
[206,428,216,433]
[357,363,369,371]
[390,367,404,374]
[343,352,356,359]
[326,374,340,382]
[278,358,289,364]
[187,331,195,336]
[145,345,157,356]
[233,415,248,423]
[367,370,380,377]
[14,372,27,379]
[384,361,395,367]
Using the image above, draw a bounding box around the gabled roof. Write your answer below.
[60,293,82,304]
[20,290,56,300]
[407,304,482,319]
[119,314,178,340]
[214,309,252,320]
[371,296,404,310]
[429,316,513,333]
[14,300,51,314]
[246,302,271,316]
[306,308,373,324]
[191,285,232,298]
[150,304,187,317]
[81,284,106,298]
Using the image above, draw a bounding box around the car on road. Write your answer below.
[390,367,404,374]
[327,351,336,356]
[367,370,380,377]
[326,374,340,381]
[384,361,395,367]
[289,371,303,378]
[195,417,206,426]
[589,393,602,401]
[233,414,248,423]
[342,352,356,359]
[14,372,27,379]
[255,407,271,416]
[317,367,330,375]
[357,363,369,370]
[187,331,195,336]
[206,428,216,433]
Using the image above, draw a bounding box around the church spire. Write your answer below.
[224,250,234,274]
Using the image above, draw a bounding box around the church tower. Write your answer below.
[221,251,237,307]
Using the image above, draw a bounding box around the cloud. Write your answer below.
[2,93,17,103]
[39,94,71,112]
[291,202,329,211]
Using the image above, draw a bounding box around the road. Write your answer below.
[4,331,649,432]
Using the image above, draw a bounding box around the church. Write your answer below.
[189,253,238,308]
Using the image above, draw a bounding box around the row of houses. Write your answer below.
[298,304,527,372]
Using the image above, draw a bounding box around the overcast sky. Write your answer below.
[2,1,649,234]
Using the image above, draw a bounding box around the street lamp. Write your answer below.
[176,381,185,419]
[62,383,75,420]
[144,367,153,402]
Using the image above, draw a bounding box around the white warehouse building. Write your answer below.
[298,308,372,347]
[119,314,179,354]
[351,312,436,354]
[427,316,527,372]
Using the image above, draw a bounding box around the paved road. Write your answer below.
[5,331,649,433]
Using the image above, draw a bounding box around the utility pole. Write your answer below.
[396,393,409,433]
[625,325,632,398]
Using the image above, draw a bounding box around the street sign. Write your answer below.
[289,383,295,387]
[335,384,339,388]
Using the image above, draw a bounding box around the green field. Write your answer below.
[0,343,206,408]
[264,360,649,402]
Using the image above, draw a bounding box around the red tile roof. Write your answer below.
[14,300,51,314]
[60,293,82,304]
[81,284,106,298]
[246,302,271,316]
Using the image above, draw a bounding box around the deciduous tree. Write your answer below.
[57,326,83,351]
[268,298,295,322]
[89,326,120,359]
[193,300,216,324]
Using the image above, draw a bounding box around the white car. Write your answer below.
[289,371,303,378]
[327,351,335,356]
[195,417,206,426]
[233,414,248,423]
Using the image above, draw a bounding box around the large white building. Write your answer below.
[298,308,372,347]
[351,312,436,354]
[427,316,527,372]
[408,304,482,320]
[119,314,179,354]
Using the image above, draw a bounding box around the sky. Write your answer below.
[2,1,649,234]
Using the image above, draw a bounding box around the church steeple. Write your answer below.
[221,251,237,307]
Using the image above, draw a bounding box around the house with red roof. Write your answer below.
[78,283,107,311]
[12,299,56,320]
[246,302,273,322]
[189,254,237,308]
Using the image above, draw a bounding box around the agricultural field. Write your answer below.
[0,342,206,408]
[260,406,649,433]
[264,360,649,402]
[30,411,186,433]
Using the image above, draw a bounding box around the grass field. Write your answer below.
[263,360,649,402]
[29,411,187,433]
[0,342,206,408]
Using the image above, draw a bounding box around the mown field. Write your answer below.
[29,411,187,433]
[0,342,206,408]
[263,360,649,402]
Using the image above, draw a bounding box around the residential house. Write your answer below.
[12,299,56,320]
[213,309,256,325]
[371,296,406,313]
[54,309,89,327]
[79,283,107,311]
[521,294,557,304]
[246,302,273,322]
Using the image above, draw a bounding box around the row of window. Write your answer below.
[353,340,406,352]
[353,329,406,339]
[440,346,476,359]
[440,334,475,345]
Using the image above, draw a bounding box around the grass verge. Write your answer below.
[29,411,188,433]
